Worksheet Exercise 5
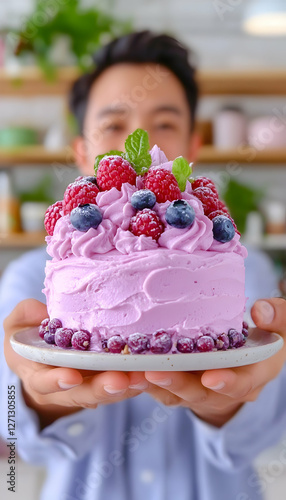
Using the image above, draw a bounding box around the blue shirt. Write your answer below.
[0,246,285,500]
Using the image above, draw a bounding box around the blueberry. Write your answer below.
[70,204,103,232]
[39,318,50,339]
[165,200,195,229]
[127,333,150,354]
[107,335,126,353]
[82,176,97,185]
[212,215,235,243]
[48,318,62,334]
[228,329,245,348]
[55,328,74,348]
[131,190,156,210]
[176,337,195,353]
[196,335,215,352]
[150,330,172,354]
[44,331,55,345]
[215,333,230,350]
[72,330,91,350]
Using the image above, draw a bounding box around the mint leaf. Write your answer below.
[125,128,152,175]
[172,157,193,191]
[94,150,124,174]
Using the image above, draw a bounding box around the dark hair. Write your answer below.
[69,30,198,135]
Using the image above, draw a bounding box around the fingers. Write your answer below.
[251,298,286,336]
[145,371,208,406]
[4,299,48,337]
[27,366,83,395]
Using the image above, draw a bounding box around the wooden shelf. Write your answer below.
[2,67,286,96]
[0,231,46,248]
[1,145,286,166]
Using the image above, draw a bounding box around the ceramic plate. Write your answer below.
[10,327,283,372]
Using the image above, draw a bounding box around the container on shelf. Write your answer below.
[248,116,286,150]
[213,106,247,150]
[20,202,49,232]
[263,201,286,235]
[0,170,20,234]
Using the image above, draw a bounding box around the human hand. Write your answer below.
[144,298,286,427]
[4,299,147,427]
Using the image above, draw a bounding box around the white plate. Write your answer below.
[10,327,283,372]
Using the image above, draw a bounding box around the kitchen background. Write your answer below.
[1,0,286,498]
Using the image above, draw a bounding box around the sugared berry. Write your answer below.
[70,203,103,232]
[44,331,55,345]
[192,187,219,216]
[39,318,50,339]
[212,215,235,243]
[165,200,195,229]
[44,201,63,236]
[144,168,182,203]
[75,175,97,185]
[208,209,238,233]
[191,176,218,196]
[48,318,62,334]
[127,333,150,354]
[97,156,136,191]
[72,330,91,351]
[131,189,156,210]
[228,329,245,348]
[196,335,215,352]
[107,335,126,353]
[215,333,230,350]
[150,330,172,354]
[63,181,99,215]
[55,328,73,348]
[130,209,164,241]
[243,321,249,331]
[176,337,195,353]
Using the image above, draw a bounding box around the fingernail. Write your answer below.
[104,386,126,395]
[255,300,275,324]
[58,380,80,390]
[151,379,172,387]
[204,381,225,391]
[129,382,148,391]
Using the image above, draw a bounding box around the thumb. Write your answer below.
[4,299,48,337]
[251,298,286,336]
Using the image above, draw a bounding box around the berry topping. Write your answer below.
[107,335,126,353]
[70,203,103,232]
[39,318,50,339]
[196,335,215,352]
[48,318,62,334]
[208,210,238,232]
[242,322,249,338]
[71,330,91,350]
[55,328,73,348]
[130,209,164,241]
[191,176,218,196]
[44,331,56,345]
[192,187,219,216]
[215,333,230,350]
[131,189,156,210]
[44,201,63,236]
[63,181,99,215]
[127,333,150,354]
[144,168,182,203]
[212,215,235,243]
[165,200,195,229]
[176,337,195,353]
[96,156,136,191]
[75,175,98,185]
[228,329,245,348]
[150,330,172,354]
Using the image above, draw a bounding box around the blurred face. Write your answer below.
[73,63,199,175]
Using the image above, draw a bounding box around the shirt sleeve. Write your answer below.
[187,365,286,471]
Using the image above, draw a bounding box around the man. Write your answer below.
[1,31,286,500]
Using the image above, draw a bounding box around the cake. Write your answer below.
[40,129,248,354]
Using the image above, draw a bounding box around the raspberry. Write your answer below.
[144,168,182,203]
[96,155,136,191]
[62,181,99,215]
[191,176,218,196]
[44,201,63,236]
[192,187,219,216]
[208,210,238,232]
[130,209,164,241]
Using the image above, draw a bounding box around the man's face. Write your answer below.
[74,63,197,175]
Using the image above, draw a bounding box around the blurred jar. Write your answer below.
[213,106,247,150]
[20,202,49,232]
[263,201,286,235]
[248,116,286,149]
[0,171,20,233]
[244,211,264,245]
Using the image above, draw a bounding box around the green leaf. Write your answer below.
[94,150,124,174]
[124,128,152,175]
[172,157,193,191]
